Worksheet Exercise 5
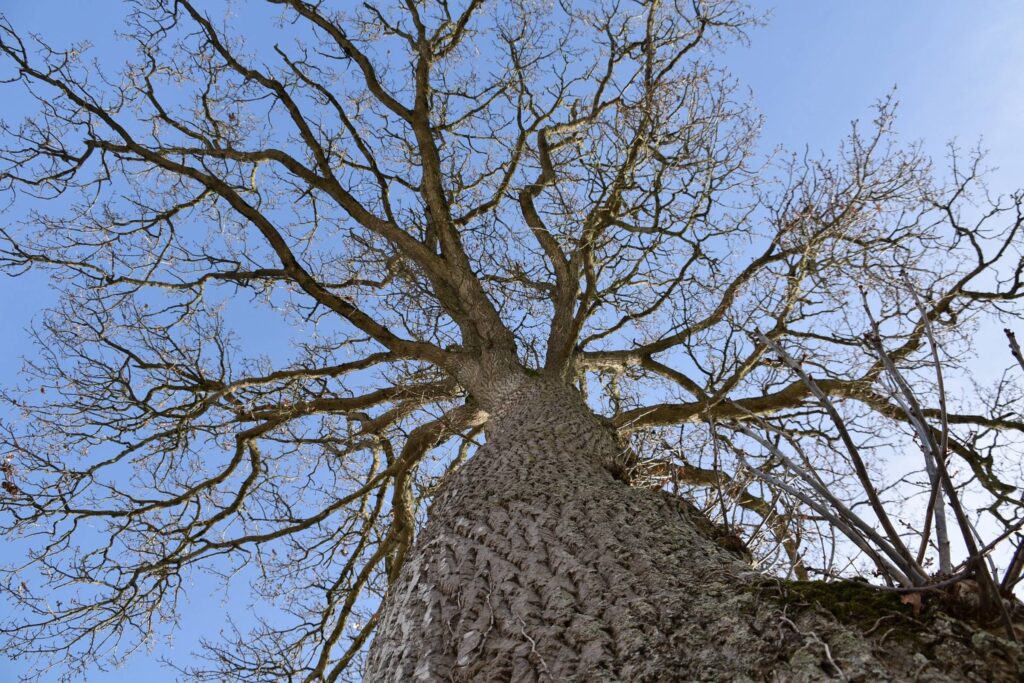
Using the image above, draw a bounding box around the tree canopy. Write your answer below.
[1,1,1023,680]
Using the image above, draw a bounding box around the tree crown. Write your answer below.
[2,1,1023,679]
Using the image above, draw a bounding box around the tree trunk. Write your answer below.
[366,377,1022,681]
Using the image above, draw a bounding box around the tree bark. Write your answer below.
[366,377,1022,682]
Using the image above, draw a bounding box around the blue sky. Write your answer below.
[733,1,1024,193]
[2,2,1023,680]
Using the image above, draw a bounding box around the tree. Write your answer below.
[1,0,1023,680]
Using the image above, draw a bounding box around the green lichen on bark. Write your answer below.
[770,579,921,626]
[749,577,1024,682]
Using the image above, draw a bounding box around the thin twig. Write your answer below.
[903,279,953,573]
[754,331,925,581]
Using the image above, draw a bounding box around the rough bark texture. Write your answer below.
[366,377,1023,681]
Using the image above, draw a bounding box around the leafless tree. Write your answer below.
[1,1,1023,681]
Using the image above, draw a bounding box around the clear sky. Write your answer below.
[1,2,1023,681]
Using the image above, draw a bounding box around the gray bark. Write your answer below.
[366,376,1022,682]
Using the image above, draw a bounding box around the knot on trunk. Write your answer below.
[452,348,531,413]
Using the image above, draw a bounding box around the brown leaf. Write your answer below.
[900,592,923,617]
